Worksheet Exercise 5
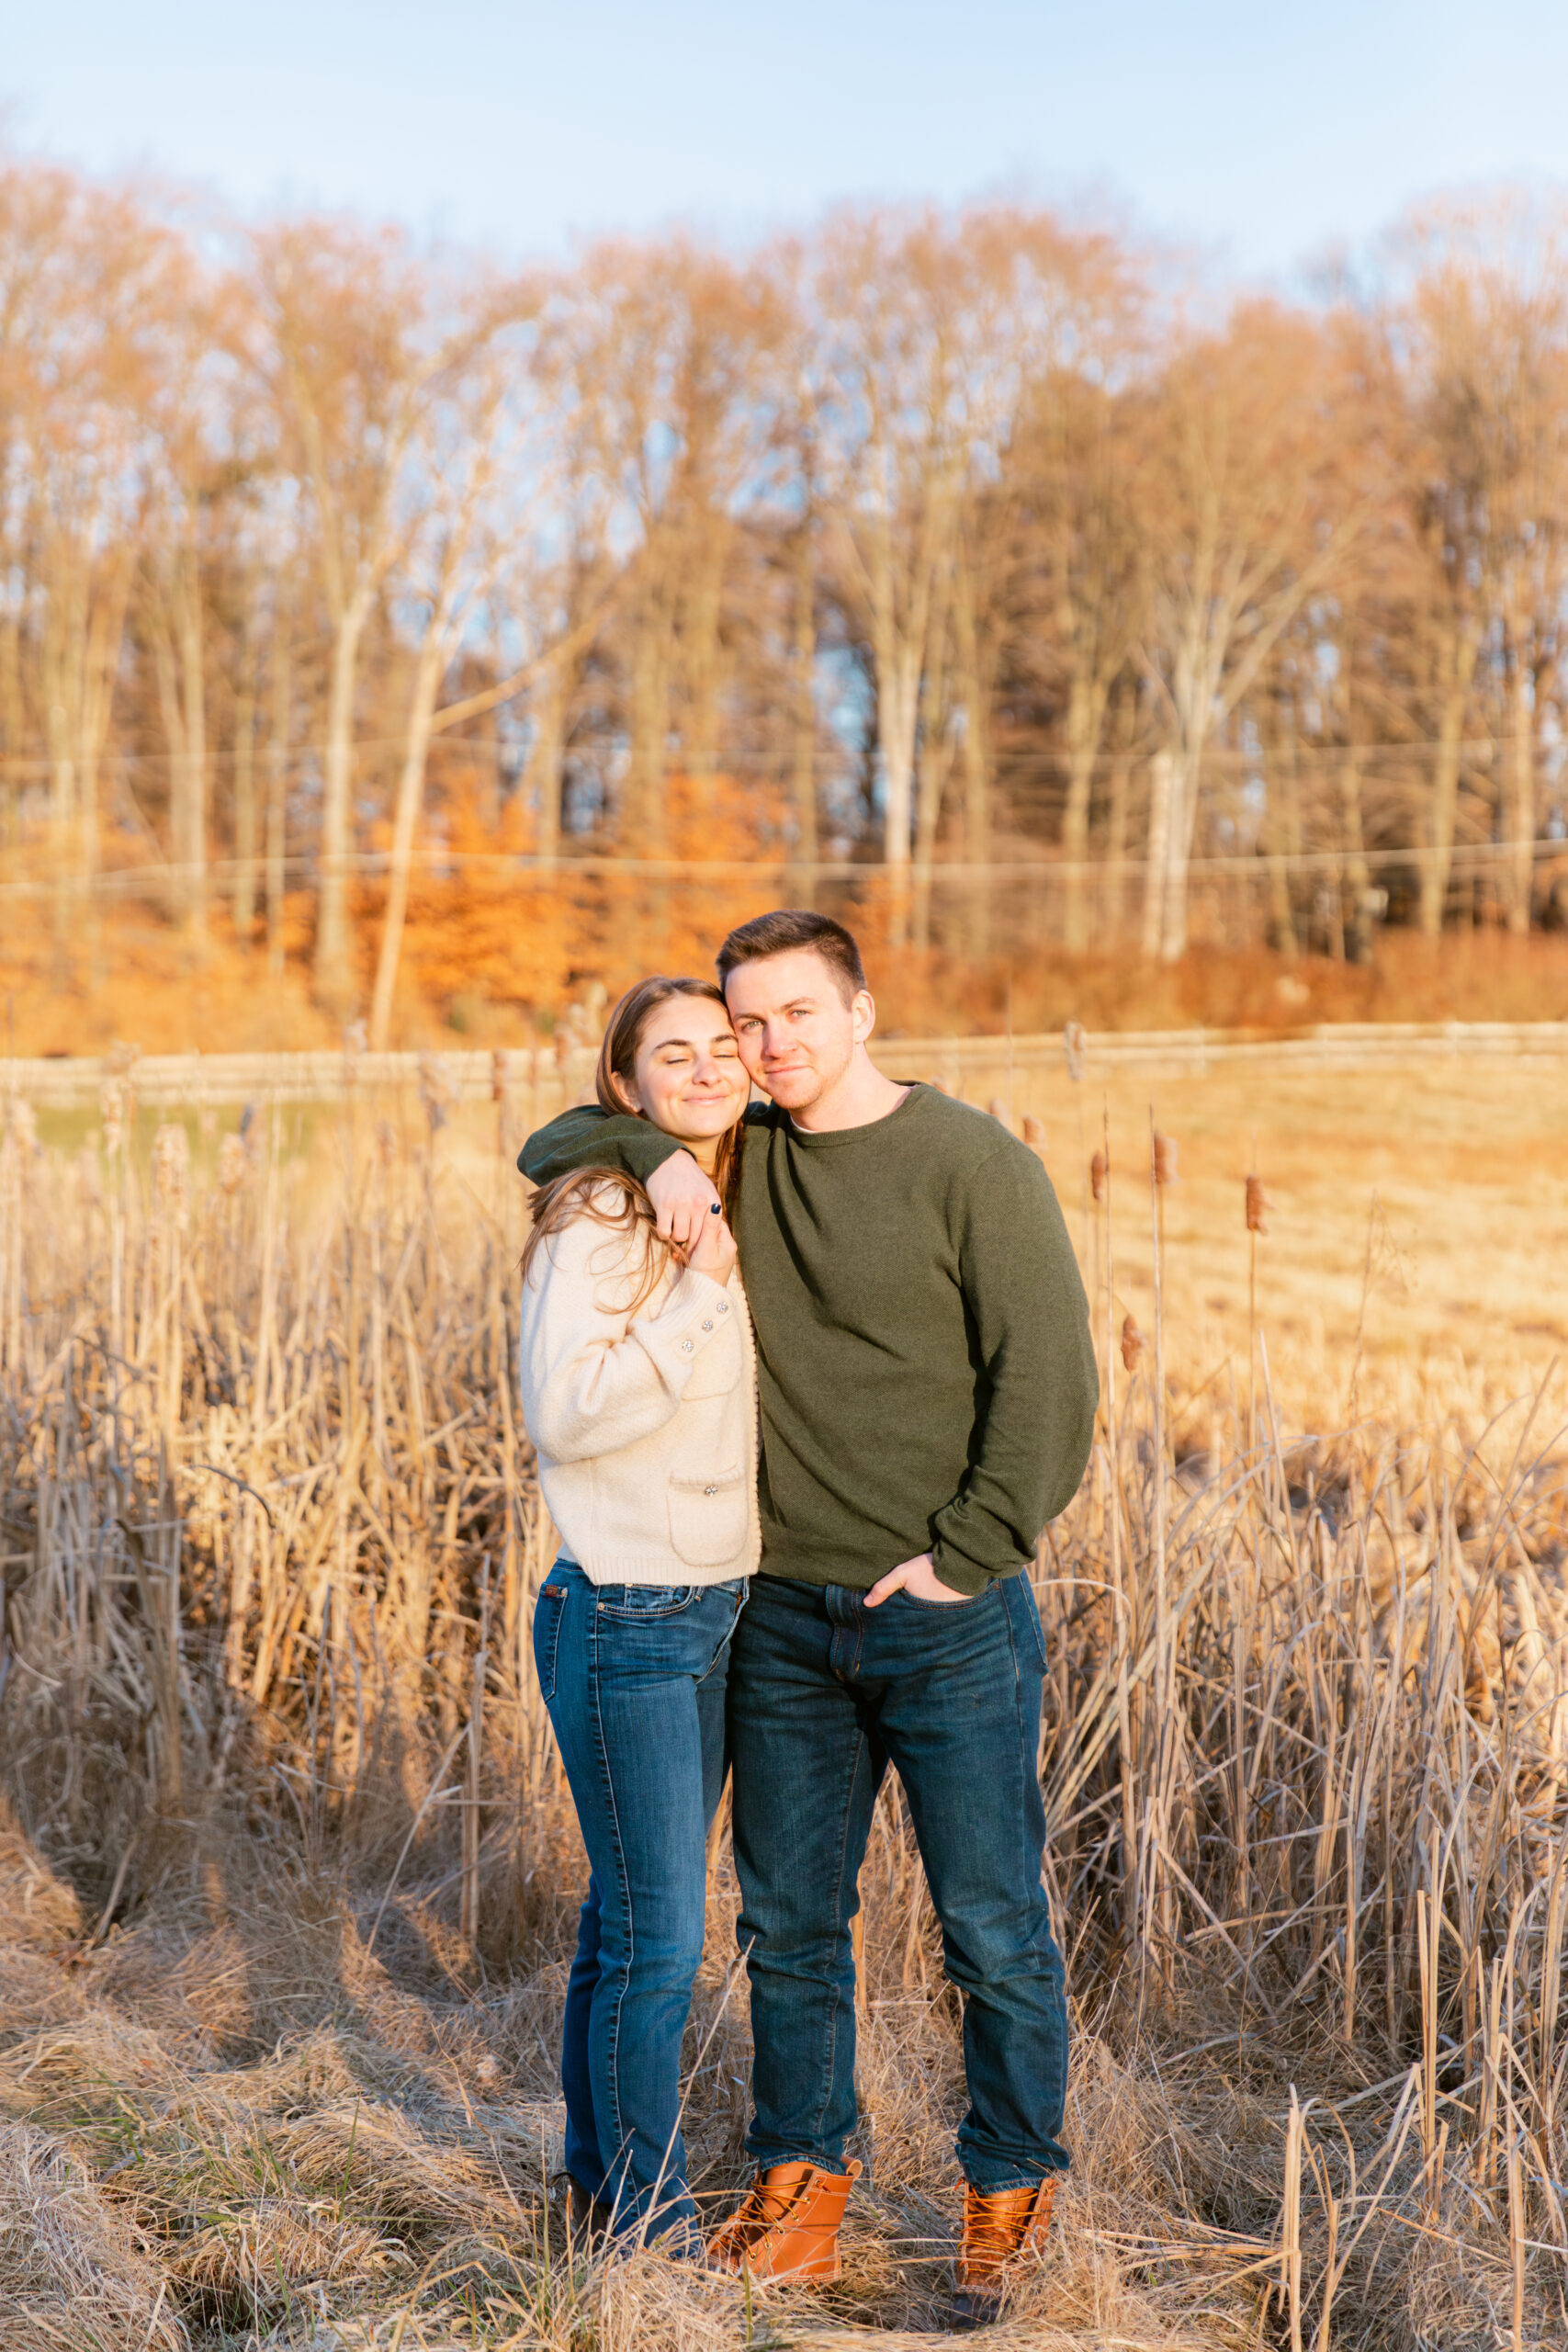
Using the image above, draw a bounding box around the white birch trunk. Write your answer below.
[368,627,448,1052]
[314,587,373,1012]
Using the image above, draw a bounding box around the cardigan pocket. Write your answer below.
[667,1465,749,1568]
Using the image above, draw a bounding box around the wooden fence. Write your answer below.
[2,1020,1565,1120]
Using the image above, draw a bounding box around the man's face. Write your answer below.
[723,948,871,1113]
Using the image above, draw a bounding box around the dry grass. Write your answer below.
[0,1067,1565,2347]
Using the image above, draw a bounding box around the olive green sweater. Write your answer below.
[518,1084,1098,1596]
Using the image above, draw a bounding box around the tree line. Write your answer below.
[3,156,1566,1038]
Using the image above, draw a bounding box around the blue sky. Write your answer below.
[6,2,1567,280]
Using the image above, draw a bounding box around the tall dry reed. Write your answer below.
[0,1081,1563,2348]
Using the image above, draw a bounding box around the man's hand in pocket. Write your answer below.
[864,1553,975,1607]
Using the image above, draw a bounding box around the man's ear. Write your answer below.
[852,989,876,1046]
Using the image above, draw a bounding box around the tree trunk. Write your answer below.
[369,628,448,1052]
[1106,748,1133,940]
[1506,617,1535,937]
[1143,751,1173,961]
[1264,733,1299,956]
[1420,621,1478,942]
[681,514,730,800]
[1159,746,1205,961]
[625,563,674,861]
[1063,673,1109,955]
[911,557,953,951]
[232,608,258,943]
[1339,750,1371,961]
[953,558,991,961]
[787,516,817,907]
[877,634,920,944]
[314,594,371,1013]
[265,618,293,985]
[523,650,566,875]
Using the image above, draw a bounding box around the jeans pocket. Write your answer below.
[598,1583,699,1620]
[533,1578,569,1702]
[1012,1576,1049,1673]
[897,1580,991,1612]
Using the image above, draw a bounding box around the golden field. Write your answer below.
[0,1046,1565,2348]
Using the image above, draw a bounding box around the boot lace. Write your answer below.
[720,2170,810,2247]
[961,2178,1054,2271]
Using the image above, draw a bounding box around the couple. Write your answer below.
[516,909,1098,2316]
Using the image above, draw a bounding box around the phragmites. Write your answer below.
[99,1079,126,1156]
[151,1123,190,1227]
[491,1048,510,1103]
[8,1099,39,1159]
[1090,1147,1108,1203]
[1246,1172,1269,1233]
[1063,1021,1087,1083]
[216,1134,249,1196]
[987,1096,1010,1125]
[419,1053,458,1136]
[1152,1130,1179,1187]
[1021,1114,1046,1157]
[1121,1312,1145,1372]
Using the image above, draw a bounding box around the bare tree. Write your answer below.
[248,222,479,1012]
[1136,303,1375,959]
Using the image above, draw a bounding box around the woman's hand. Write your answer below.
[648,1150,723,1253]
[686,1204,738,1283]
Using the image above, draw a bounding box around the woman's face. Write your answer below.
[617,995,748,1142]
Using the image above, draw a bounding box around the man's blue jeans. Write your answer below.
[728,1570,1068,2190]
[533,1561,745,2241]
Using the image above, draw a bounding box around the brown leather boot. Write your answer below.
[706,2157,863,2281]
[953,2175,1056,2324]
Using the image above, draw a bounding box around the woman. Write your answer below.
[519,977,755,2251]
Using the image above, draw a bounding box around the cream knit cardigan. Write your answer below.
[517,1193,760,1586]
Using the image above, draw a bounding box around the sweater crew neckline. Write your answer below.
[778,1079,928,1148]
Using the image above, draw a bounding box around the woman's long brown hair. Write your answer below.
[520,976,743,1303]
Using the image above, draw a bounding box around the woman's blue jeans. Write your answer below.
[532,1559,745,2242]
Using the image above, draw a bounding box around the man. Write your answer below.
[520,910,1097,2318]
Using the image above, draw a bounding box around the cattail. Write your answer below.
[419,1053,456,1136]
[1152,1131,1179,1187]
[987,1096,1010,1127]
[1121,1313,1145,1373]
[1063,1021,1087,1083]
[216,1135,248,1196]
[342,1018,367,1057]
[1021,1114,1045,1157]
[491,1048,510,1102]
[1246,1173,1268,1234]
[1090,1147,1108,1202]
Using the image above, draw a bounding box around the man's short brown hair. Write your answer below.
[716,910,867,1006]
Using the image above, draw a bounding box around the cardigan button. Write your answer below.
[716,1301,728,1313]
[681,1339,694,1353]
[701,1318,713,1331]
